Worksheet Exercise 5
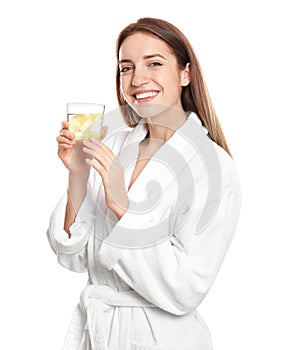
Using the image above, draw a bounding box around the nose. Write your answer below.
[132,66,149,87]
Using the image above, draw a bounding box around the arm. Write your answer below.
[47,123,130,272]
[47,121,105,272]
[64,170,90,236]
[47,169,98,272]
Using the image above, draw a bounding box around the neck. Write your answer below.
[145,109,188,143]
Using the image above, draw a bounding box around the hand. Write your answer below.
[56,121,107,174]
[83,139,129,219]
[56,121,76,170]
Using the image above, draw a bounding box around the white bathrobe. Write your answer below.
[47,112,242,350]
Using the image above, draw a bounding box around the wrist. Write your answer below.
[111,199,129,220]
[68,167,90,177]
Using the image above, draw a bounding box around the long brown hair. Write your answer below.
[116,17,232,157]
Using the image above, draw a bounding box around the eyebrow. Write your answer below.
[119,53,166,64]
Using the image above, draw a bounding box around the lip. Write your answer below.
[132,90,159,103]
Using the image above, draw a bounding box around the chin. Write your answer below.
[130,102,170,121]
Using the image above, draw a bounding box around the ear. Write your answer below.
[181,63,190,87]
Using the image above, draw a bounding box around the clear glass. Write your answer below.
[66,102,105,141]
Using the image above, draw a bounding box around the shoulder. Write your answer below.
[213,142,239,176]
[212,142,242,198]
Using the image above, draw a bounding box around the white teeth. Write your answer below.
[135,91,158,99]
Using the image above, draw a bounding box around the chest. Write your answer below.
[127,139,162,192]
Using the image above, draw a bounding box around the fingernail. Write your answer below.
[85,158,93,165]
[91,138,101,145]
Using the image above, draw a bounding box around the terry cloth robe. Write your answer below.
[47,112,242,350]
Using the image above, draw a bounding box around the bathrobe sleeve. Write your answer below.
[46,169,97,272]
[97,151,242,315]
[47,128,132,272]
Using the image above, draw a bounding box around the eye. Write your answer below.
[119,66,133,73]
[149,62,162,67]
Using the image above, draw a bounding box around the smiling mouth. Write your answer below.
[134,91,159,102]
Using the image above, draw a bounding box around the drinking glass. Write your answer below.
[67,102,105,141]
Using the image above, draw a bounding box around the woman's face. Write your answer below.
[118,32,190,118]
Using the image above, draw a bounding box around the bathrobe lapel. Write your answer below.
[118,112,208,199]
[101,113,209,247]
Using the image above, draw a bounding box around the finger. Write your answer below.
[60,121,74,138]
[83,141,114,168]
[56,135,75,145]
[82,140,110,158]
[58,143,74,150]
[88,139,113,156]
[82,146,97,158]
[100,125,108,141]
[61,120,69,129]
[57,134,74,143]
[83,146,110,169]
[95,143,116,171]
[82,139,101,152]
[59,129,75,140]
[85,158,106,179]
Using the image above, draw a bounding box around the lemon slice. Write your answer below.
[69,114,103,140]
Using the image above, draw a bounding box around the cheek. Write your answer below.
[158,69,182,93]
[119,77,129,98]
[120,76,132,94]
[166,75,183,98]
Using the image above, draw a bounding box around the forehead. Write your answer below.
[119,32,173,60]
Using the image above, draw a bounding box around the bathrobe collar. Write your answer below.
[123,112,208,148]
[118,112,209,195]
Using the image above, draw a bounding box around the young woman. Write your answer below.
[48,17,242,350]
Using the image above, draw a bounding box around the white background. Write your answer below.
[0,0,290,349]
